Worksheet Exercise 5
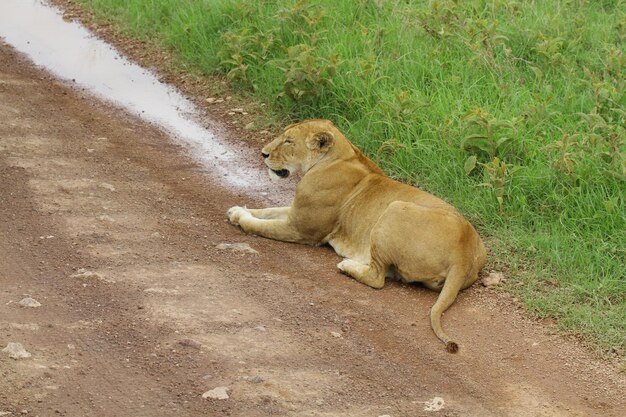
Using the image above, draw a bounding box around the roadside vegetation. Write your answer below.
[74,0,625,353]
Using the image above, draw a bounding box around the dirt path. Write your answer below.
[0,39,623,417]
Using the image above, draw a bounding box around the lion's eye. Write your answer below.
[284,139,293,145]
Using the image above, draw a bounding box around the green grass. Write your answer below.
[74,0,625,353]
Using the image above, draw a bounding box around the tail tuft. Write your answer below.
[446,341,459,354]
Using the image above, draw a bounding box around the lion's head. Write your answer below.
[261,120,336,180]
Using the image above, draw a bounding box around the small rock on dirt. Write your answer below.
[255,325,267,332]
[72,268,114,283]
[330,331,342,338]
[202,386,229,400]
[248,375,263,384]
[178,338,202,349]
[19,297,41,308]
[216,242,258,254]
[482,271,504,287]
[3,342,32,359]
[424,396,445,412]
[99,182,116,192]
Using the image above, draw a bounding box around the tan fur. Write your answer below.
[228,119,487,352]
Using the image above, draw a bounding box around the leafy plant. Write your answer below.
[576,109,626,179]
[545,132,580,178]
[217,28,255,84]
[533,33,567,67]
[479,157,522,210]
[463,17,509,68]
[413,0,460,40]
[461,107,518,172]
[277,44,339,103]
[276,0,326,45]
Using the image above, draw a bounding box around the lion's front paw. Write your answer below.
[227,206,249,226]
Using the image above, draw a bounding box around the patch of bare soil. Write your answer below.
[0,29,624,417]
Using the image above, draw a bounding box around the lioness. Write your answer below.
[228,119,487,352]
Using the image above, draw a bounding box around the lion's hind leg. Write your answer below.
[337,257,386,289]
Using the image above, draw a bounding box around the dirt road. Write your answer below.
[0,40,624,416]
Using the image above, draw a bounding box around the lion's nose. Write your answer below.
[262,152,269,159]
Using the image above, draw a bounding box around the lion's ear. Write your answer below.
[306,131,334,151]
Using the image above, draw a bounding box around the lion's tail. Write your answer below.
[429,255,478,353]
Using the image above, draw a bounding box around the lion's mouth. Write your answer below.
[271,168,290,178]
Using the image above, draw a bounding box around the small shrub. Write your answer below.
[277,44,340,104]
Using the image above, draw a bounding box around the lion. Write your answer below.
[227,119,487,352]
